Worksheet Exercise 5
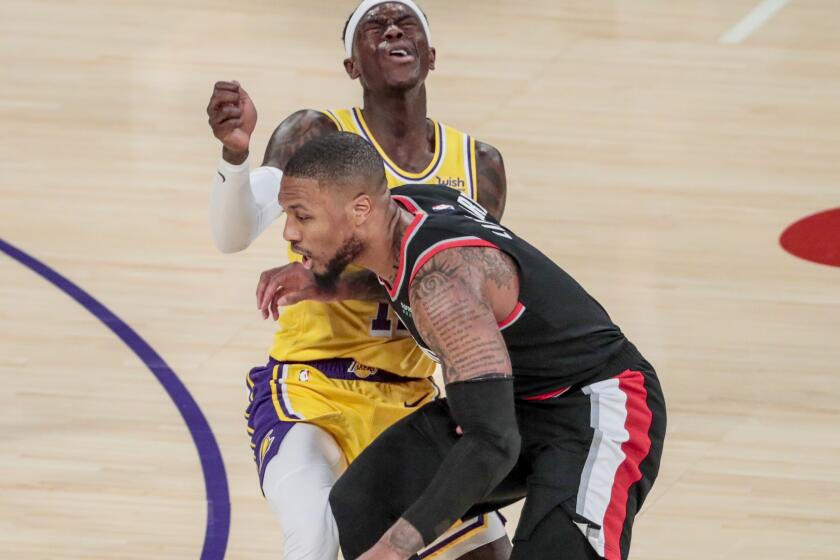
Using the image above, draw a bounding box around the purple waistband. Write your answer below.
[269,357,425,384]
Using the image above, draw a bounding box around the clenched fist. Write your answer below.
[206,80,257,163]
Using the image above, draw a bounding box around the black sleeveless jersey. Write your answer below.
[378,184,643,399]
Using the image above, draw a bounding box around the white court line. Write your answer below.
[720,0,792,44]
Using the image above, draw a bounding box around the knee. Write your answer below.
[329,470,395,559]
[283,517,335,559]
[263,464,339,560]
[328,472,370,529]
[265,481,339,560]
[281,521,338,560]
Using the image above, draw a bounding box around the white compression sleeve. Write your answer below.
[210,155,284,253]
[262,423,346,560]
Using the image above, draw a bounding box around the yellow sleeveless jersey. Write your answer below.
[269,107,480,377]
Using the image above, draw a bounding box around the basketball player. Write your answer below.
[257,132,667,560]
[206,1,509,558]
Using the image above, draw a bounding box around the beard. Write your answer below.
[312,235,365,294]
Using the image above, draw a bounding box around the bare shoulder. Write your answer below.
[473,140,507,221]
[262,109,338,169]
[475,140,504,167]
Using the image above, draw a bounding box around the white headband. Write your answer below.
[344,0,432,58]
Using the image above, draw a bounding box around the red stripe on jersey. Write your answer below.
[381,196,426,299]
[603,370,653,559]
[498,301,525,330]
[407,238,499,288]
[521,386,570,401]
[392,195,420,212]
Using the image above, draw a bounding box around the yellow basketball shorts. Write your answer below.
[245,357,439,487]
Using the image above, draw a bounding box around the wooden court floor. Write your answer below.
[2,0,839,558]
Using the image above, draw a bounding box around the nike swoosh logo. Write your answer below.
[217,171,226,183]
[404,393,430,408]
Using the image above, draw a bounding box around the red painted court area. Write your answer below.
[780,208,840,268]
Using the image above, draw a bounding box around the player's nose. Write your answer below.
[383,24,404,41]
[283,221,300,243]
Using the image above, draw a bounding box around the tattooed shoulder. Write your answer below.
[458,246,518,292]
[409,248,513,383]
[262,109,338,169]
[410,250,467,300]
[411,246,516,297]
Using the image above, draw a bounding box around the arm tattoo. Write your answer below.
[410,248,514,384]
[385,518,425,556]
[456,246,518,292]
[475,141,507,221]
[262,109,337,169]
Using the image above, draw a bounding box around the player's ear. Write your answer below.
[350,193,373,225]
[344,58,361,80]
[428,47,436,71]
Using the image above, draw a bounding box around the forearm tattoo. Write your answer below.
[410,247,515,383]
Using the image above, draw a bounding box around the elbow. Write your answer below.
[210,227,251,253]
[473,427,521,485]
[215,241,249,254]
[209,206,257,253]
[498,429,521,471]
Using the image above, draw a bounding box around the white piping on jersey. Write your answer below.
[463,134,476,201]
[499,302,526,331]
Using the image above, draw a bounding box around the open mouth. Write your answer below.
[292,245,314,269]
[388,48,415,61]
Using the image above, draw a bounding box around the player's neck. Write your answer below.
[361,85,430,159]
[357,201,412,285]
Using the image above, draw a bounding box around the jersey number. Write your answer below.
[370,302,410,337]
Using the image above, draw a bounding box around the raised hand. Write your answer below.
[206,80,258,162]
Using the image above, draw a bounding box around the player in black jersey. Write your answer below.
[257,132,666,560]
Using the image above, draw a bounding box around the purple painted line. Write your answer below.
[1,238,230,560]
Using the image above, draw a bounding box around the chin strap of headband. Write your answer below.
[344,0,432,58]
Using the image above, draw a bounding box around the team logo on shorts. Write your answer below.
[348,361,378,379]
[298,369,310,382]
[258,429,275,471]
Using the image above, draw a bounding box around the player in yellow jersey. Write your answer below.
[206,2,508,559]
